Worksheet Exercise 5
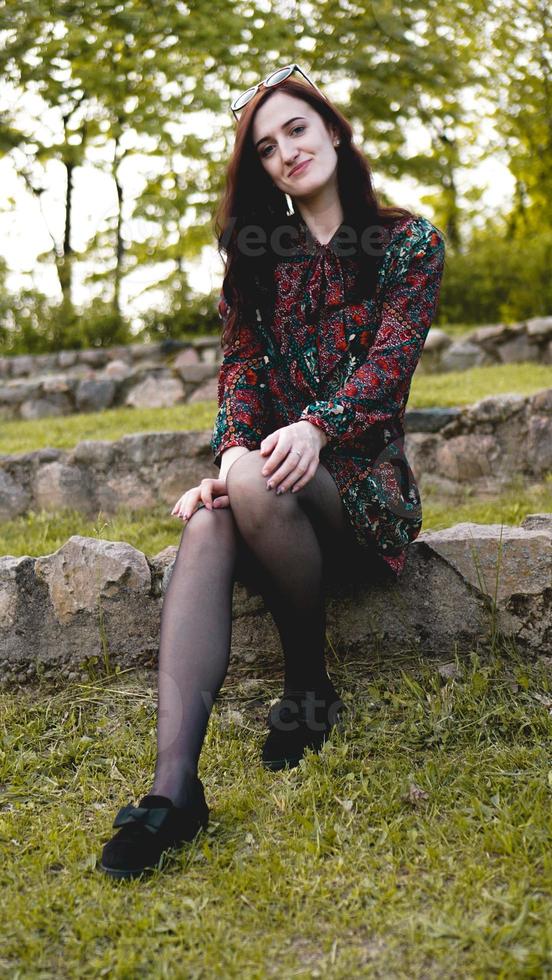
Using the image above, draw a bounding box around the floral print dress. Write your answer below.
[211,212,446,579]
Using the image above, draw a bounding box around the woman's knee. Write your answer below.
[226,450,298,525]
[181,503,238,551]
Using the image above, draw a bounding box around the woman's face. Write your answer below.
[251,91,339,202]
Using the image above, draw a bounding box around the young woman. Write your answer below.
[100,65,446,879]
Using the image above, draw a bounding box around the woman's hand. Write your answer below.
[260,420,328,494]
[171,477,229,522]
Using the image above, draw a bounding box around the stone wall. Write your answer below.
[423,316,552,372]
[0,514,550,685]
[0,338,220,421]
[0,389,550,522]
[405,387,552,497]
[1,315,551,421]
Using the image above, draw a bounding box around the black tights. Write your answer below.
[151,450,357,806]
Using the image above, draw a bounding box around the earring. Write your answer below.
[334,139,340,146]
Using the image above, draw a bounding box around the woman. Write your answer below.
[100,65,446,879]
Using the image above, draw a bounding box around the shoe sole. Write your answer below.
[99,816,209,880]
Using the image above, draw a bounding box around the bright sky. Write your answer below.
[1,82,515,327]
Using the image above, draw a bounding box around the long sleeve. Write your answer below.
[298,219,446,447]
[210,294,272,469]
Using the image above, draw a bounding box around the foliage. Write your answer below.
[0,0,551,349]
[438,220,552,325]
[135,287,221,343]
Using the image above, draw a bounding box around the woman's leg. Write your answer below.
[150,507,241,806]
[225,451,353,696]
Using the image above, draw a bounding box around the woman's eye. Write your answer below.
[260,125,306,158]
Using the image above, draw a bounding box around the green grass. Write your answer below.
[410,362,552,409]
[0,401,216,457]
[1,363,550,456]
[1,647,551,977]
[1,477,551,560]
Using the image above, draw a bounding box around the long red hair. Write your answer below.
[213,76,415,348]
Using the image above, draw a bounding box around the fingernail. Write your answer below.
[276,487,284,495]
[266,482,272,490]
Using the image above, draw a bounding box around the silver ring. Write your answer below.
[292,450,302,457]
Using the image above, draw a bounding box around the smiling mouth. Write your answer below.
[289,159,311,177]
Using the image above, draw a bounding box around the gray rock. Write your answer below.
[531,388,552,414]
[20,394,73,419]
[103,359,132,380]
[33,354,59,374]
[0,469,30,521]
[467,323,507,345]
[149,545,179,597]
[124,374,185,409]
[467,393,527,426]
[525,316,552,338]
[70,440,116,470]
[127,343,163,361]
[423,328,452,352]
[0,380,43,404]
[42,375,72,393]
[188,377,219,403]
[34,462,91,512]
[526,415,552,475]
[106,346,133,362]
[521,513,552,532]
[100,473,156,511]
[404,407,462,433]
[498,334,540,363]
[435,434,500,481]
[441,340,487,371]
[79,349,109,368]
[193,335,220,350]
[0,520,550,684]
[175,363,215,383]
[0,557,21,628]
[172,348,200,369]
[75,378,116,412]
[10,355,35,377]
[58,350,78,368]
[35,535,151,624]
[198,345,220,366]
[417,521,551,604]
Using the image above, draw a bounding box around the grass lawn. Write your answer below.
[1,647,551,977]
[1,477,551,560]
[0,363,550,457]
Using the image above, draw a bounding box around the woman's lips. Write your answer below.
[289,159,311,177]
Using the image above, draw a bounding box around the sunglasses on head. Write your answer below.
[231,64,327,120]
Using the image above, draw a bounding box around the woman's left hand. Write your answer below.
[260,420,328,495]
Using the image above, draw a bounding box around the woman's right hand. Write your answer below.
[171,478,229,522]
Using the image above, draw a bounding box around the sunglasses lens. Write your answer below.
[265,66,293,87]
[232,87,258,111]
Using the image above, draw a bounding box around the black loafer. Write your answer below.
[261,687,347,771]
[99,778,209,879]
